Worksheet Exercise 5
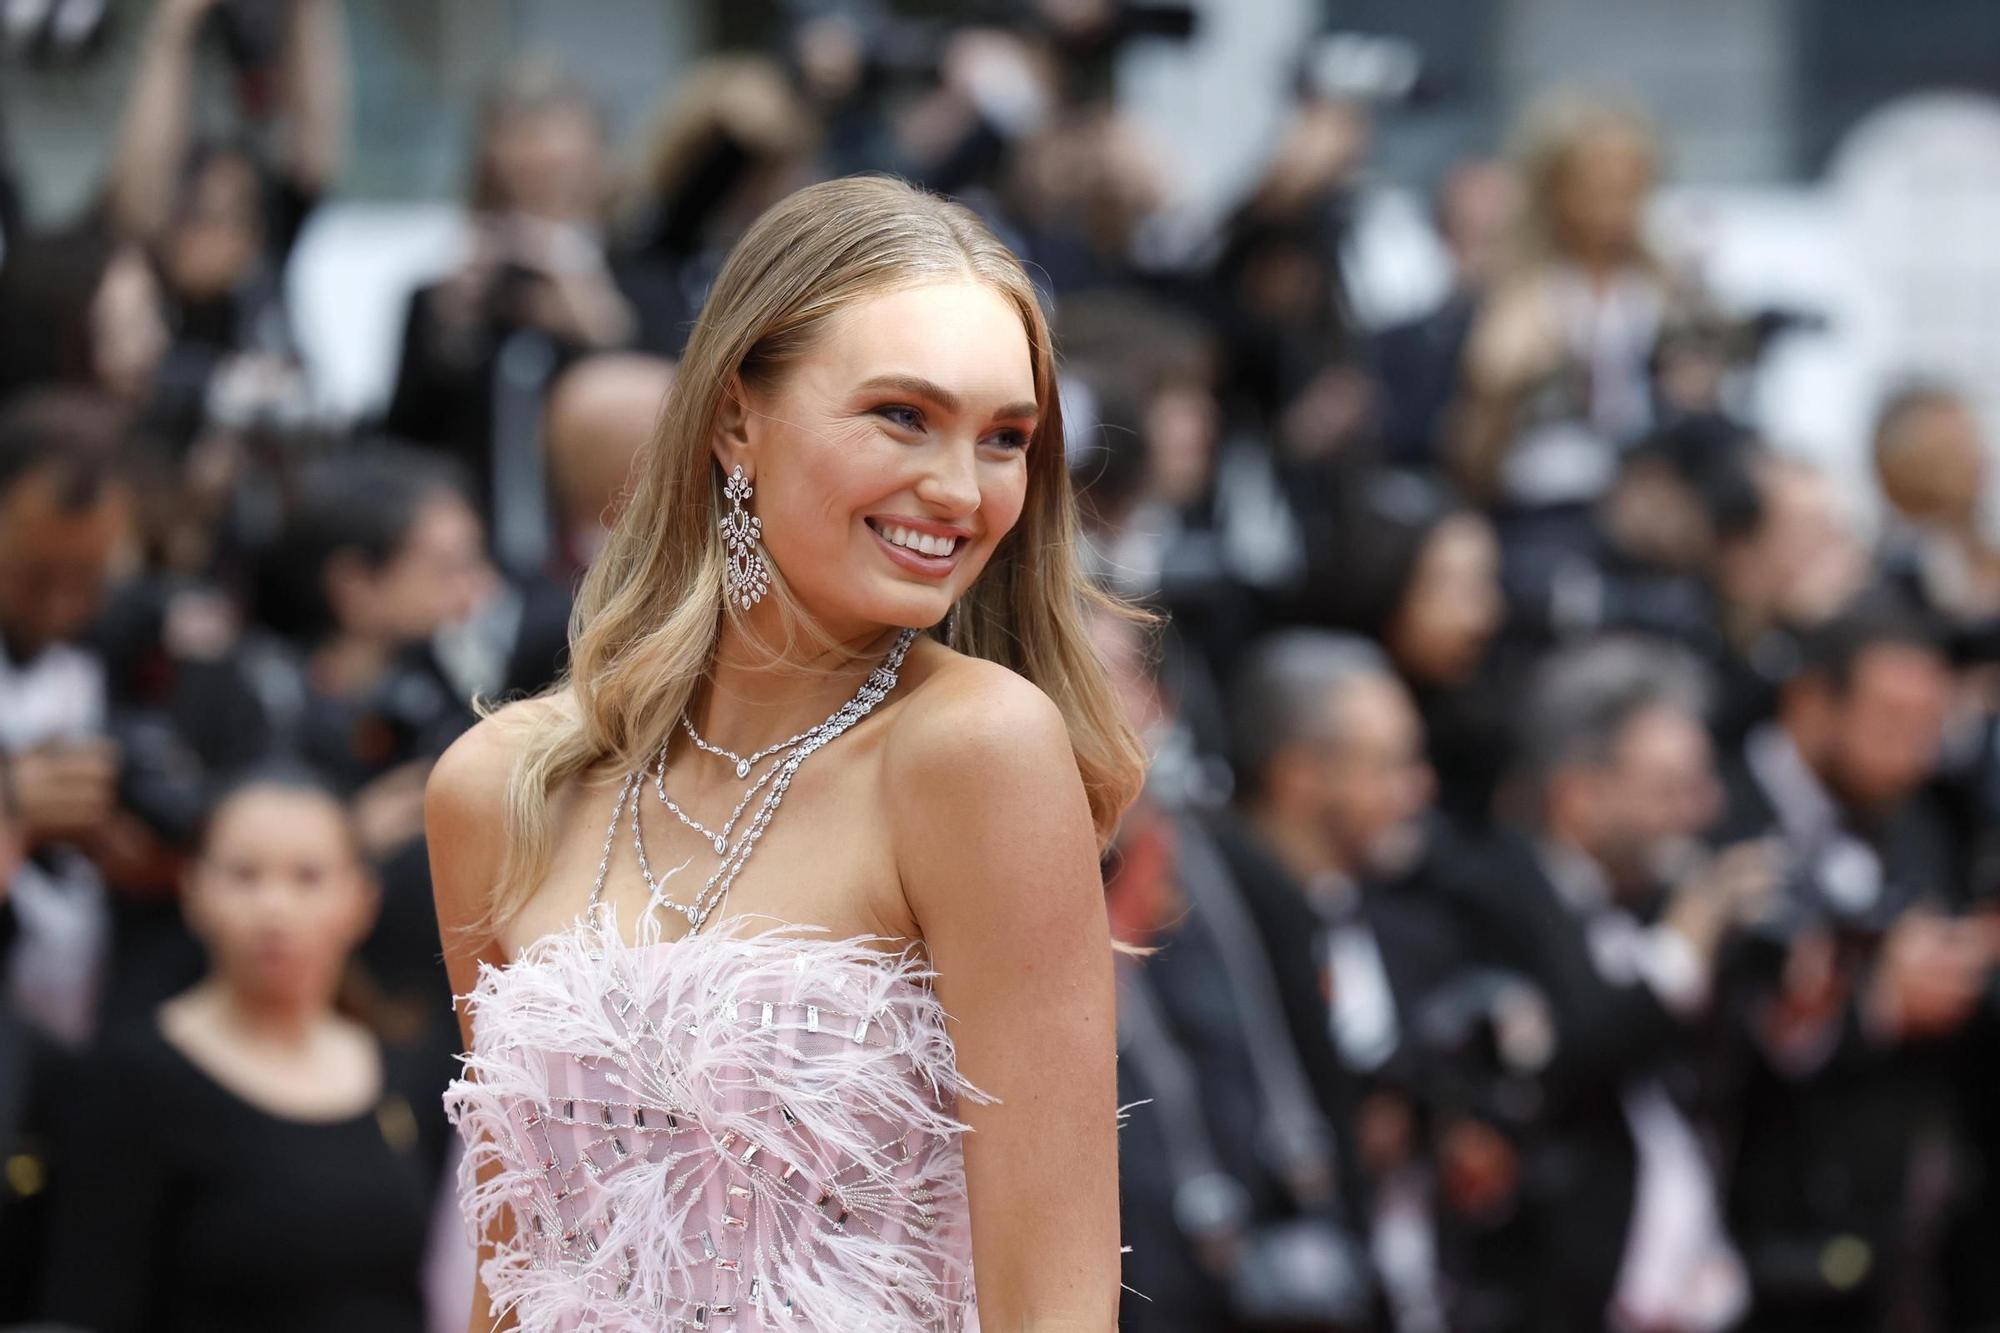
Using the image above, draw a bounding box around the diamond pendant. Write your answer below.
[735,758,750,779]
[712,833,727,854]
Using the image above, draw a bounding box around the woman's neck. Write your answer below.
[183,974,330,1049]
[689,616,907,756]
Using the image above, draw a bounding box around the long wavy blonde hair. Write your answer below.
[473,172,1154,934]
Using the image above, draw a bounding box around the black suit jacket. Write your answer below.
[1440,829,1710,1332]
[1206,812,1468,1206]
[1709,733,1966,1329]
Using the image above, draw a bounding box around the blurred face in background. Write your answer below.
[1437,158,1521,291]
[1566,702,1722,892]
[1142,380,1220,510]
[325,489,493,646]
[545,353,677,556]
[1876,396,1987,532]
[0,467,133,659]
[184,786,376,1012]
[1550,123,1654,267]
[1308,672,1435,877]
[163,150,266,302]
[720,280,1037,643]
[486,101,605,223]
[1387,513,1504,688]
[1718,458,1867,629]
[1798,643,1953,817]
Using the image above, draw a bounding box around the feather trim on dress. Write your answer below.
[444,906,992,1331]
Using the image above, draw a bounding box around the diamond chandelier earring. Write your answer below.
[720,464,770,609]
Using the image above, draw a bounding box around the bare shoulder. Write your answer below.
[426,692,572,943]
[427,693,568,823]
[882,652,1073,788]
[882,652,1095,930]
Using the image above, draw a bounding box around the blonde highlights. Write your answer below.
[471,173,1153,937]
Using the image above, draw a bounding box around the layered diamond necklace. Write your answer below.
[594,627,918,933]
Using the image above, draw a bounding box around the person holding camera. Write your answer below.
[383,58,643,534]
[0,390,141,1315]
[0,391,143,1050]
[1204,630,1484,1329]
[105,0,348,444]
[1711,595,1996,1331]
[1453,638,1773,1333]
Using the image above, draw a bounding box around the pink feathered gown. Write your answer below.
[443,908,986,1331]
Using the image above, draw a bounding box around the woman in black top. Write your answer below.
[38,772,431,1332]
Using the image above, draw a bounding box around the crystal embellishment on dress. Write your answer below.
[443,908,991,1331]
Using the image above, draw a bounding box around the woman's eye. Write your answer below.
[877,405,924,432]
[988,429,1031,452]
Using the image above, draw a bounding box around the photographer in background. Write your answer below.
[384,57,642,529]
[0,391,143,1050]
[104,0,348,446]
[1208,630,1482,1329]
[1711,595,1997,1331]
[0,390,138,1316]
[1454,638,1774,1333]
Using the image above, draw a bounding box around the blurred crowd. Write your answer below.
[1,1,1998,1331]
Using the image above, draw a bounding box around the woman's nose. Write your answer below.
[917,446,982,516]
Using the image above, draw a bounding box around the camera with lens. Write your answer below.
[1729,834,1913,990]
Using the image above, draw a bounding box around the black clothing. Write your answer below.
[1710,726,1970,1330]
[38,1018,433,1333]
[1206,810,1468,1201]
[1370,290,1479,472]
[1443,830,1710,1332]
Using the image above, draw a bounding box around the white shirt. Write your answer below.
[1,635,112,1047]
[1536,841,1748,1333]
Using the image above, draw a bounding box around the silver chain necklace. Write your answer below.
[681,712,815,780]
[588,627,918,933]
[649,736,783,855]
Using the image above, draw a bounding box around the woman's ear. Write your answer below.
[711,372,756,477]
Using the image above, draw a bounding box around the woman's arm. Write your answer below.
[107,0,218,242]
[426,713,529,1333]
[887,665,1122,1331]
[278,0,349,196]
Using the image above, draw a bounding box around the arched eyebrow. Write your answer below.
[854,373,1039,426]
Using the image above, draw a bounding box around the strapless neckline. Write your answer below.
[486,909,938,999]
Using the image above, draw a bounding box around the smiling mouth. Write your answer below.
[866,517,967,560]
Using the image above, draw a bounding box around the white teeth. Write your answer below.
[875,522,957,558]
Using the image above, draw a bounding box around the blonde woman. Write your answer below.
[1451,90,1697,507]
[430,173,1149,1331]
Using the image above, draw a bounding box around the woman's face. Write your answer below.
[488,103,605,223]
[331,490,494,646]
[184,787,375,1010]
[719,280,1040,641]
[164,152,266,302]
[1552,126,1654,264]
[1387,513,1503,688]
